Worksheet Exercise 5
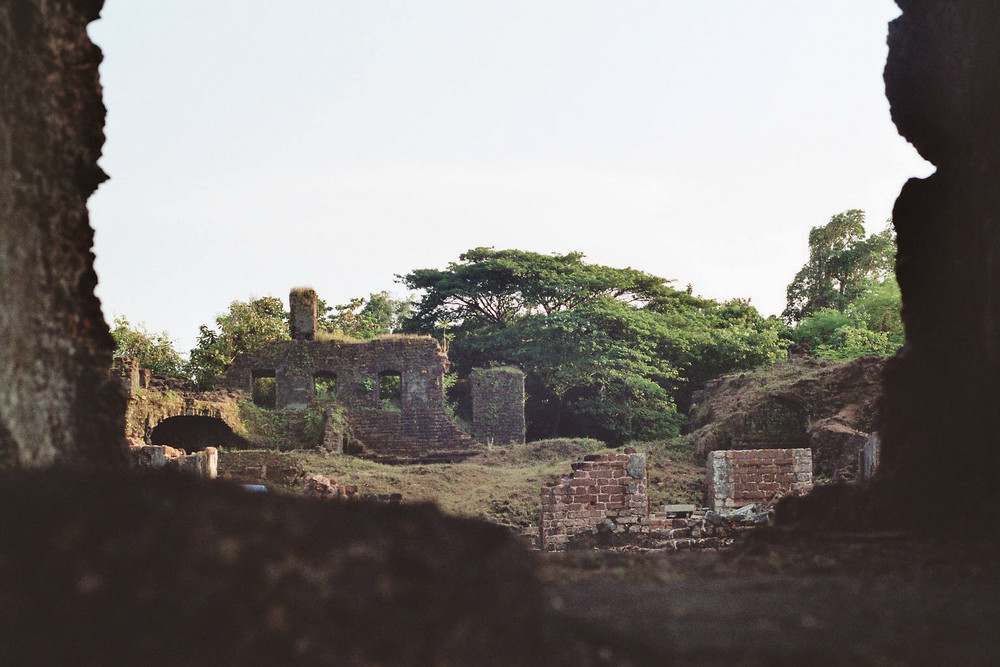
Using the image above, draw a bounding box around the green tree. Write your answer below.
[404,248,787,442]
[783,210,895,322]
[188,296,289,389]
[399,247,671,331]
[318,292,413,339]
[473,298,684,443]
[791,277,904,360]
[110,316,188,380]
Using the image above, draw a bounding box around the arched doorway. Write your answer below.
[149,415,249,453]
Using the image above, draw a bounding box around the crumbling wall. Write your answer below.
[539,451,648,551]
[880,1,1000,519]
[222,335,476,458]
[0,1,128,467]
[470,367,525,446]
[707,448,813,512]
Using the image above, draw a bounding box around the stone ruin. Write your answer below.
[3,0,1000,662]
[707,448,813,512]
[110,289,528,464]
[540,447,808,552]
[217,287,526,462]
[540,450,649,551]
[470,367,526,446]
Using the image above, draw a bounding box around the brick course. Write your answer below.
[539,451,648,551]
[707,448,812,511]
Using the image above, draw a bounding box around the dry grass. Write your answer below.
[313,331,434,344]
[221,437,706,529]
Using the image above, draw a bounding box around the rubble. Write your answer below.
[128,439,218,479]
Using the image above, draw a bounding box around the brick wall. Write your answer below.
[539,451,648,551]
[470,367,525,446]
[707,448,812,511]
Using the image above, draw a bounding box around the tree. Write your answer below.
[318,292,413,339]
[472,298,684,443]
[404,248,787,442]
[110,316,188,380]
[188,296,289,389]
[399,247,672,331]
[790,277,904,359]
[783,211,896,322]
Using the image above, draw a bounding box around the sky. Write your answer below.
[87,1,931,354]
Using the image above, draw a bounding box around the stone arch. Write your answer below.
[148,414,249,453]
[145,405,247,453]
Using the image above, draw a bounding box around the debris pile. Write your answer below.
[303,472,402,504]
[646,503,771,551]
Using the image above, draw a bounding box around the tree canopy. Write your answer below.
[783,210,895,323]
[110,316,187,380]
[404,248,786,443]
[318,292,413,340]
[399,247,672,330]
[188,296,289,389]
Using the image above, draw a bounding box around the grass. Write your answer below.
[220,437,707,530]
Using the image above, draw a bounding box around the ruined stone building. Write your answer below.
[2,1,1000,662]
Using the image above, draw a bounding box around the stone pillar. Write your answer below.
[289,287,318,341]
[470,367,525,445]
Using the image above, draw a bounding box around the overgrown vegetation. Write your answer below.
[783,210,902,359]
[400,248,787,443]
[113,207,902,445]
[110,316,188,380]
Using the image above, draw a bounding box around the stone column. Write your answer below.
[289,287,318,341]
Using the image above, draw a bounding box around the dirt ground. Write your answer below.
[538,531,1000,665]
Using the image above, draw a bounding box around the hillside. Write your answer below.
[685,355,885,481]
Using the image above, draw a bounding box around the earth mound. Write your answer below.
[686,356,885,481]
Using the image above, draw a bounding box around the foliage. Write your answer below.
[783,210,896,323]
[399,247,672,330]
[188,296,290,389]
[790,276,904,360]
[110,316,188,380]
[317,292,413,339]
[782,211,903,360]
[404,249,787,443]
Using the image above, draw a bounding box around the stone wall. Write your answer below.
[221,335,476,459]
[707,448,813,512]
[539,451,648,551]
[470,367,525,446]
[0,1,128,467]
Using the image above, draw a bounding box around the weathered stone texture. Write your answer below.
[539,451,649,551]
[0,0,128,467]
[129,441,218,479]
[880,0,1000,517]
[288,287,318,341]
[222,336,476,458]
[707,448,812,512]
[470,367,526,446]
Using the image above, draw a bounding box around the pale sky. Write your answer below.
[87,1,931,354]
